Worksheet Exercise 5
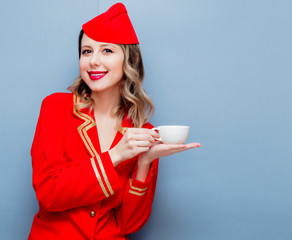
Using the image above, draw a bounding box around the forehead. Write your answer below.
[81,34,121,49]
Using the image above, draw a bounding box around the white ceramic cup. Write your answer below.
[152,125,190,144]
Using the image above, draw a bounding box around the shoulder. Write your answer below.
[41,92,73,113]
[43,92,73,104]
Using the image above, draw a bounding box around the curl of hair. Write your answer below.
[68,30,155,130]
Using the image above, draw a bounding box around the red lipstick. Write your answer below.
[88,71,108,80]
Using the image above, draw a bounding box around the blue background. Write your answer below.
[1,0,291,239]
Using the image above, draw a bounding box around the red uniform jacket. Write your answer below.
[28,93,159,240]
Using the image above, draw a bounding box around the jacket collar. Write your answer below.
[72,93,130,157]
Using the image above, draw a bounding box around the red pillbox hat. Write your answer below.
[82,3,139,44]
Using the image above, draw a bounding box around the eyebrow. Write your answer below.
[100,43,117,48]
[81,45,92,49]
[81,44,117,49]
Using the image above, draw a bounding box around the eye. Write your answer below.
[82,49,91,55]
[103,48,113,54]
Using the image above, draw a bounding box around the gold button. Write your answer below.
[90,211,96,217]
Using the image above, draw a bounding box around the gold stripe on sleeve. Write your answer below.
[129,178,148,192]
[129,190,146,196]
[129,179,148,196]
[130,185,148,192]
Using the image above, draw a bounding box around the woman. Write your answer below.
[29,3,201,240]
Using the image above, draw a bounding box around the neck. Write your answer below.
[91,88,121,117]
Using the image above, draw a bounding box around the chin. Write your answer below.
[89,86,104,92]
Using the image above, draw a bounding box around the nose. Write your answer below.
[90,53,101,67]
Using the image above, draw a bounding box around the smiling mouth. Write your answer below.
[88,71,108,80]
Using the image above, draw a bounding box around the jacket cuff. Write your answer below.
[91,151,122,198]
[129,163,154,196]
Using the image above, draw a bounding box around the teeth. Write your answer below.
[90,73,106,76]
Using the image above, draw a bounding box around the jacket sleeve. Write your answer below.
[115,158,159,234]
[31,94,122,212]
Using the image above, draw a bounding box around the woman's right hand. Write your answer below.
[109,128,159,166]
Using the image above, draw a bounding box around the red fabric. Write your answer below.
[28,92,158,240]
[82,3,139,44]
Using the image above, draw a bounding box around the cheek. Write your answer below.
[79,59,86,71]
[104,58,124,74]
[114,64,124,80]
[115,59,124,73]
[79,61,88,80]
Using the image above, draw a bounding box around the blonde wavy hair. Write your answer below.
[68,30,154,130]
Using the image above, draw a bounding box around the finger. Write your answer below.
[127,128,153,134]
[148,129,160,138]
[170,145,197,154]
[185,142,202,148]
[169,143,201,153]
[167,143,201,153]
[135,140,152,148]
[136,146,150,154]
[170,148,188,154]
[132,133,156,143]
[163,144,187,150]
[149,141,162,147]
[129,128,160,138]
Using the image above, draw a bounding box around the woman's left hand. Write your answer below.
[138,141,201,165]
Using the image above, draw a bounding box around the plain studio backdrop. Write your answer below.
[0,0,291,239]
